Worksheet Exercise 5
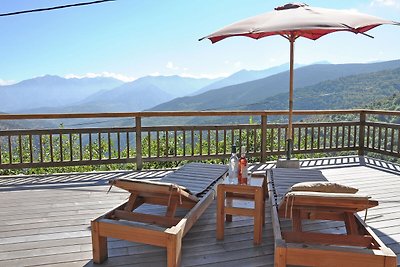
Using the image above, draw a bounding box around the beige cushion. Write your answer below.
[278,191,377,215]
[285,191,369,200]
[290,181,358,194]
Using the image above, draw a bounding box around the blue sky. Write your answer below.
[0,0,399,85]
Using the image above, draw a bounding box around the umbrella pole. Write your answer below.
[286,35,295,160]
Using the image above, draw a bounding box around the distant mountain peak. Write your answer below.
[15,74,65,86]
[32,74,63,81]
[312,60,331,65]
[190,62,304,96]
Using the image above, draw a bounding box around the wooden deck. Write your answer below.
[0,156,399,267]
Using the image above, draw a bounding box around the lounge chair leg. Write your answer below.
[254,188,264,245]
[274,242,287,267]
[166,230,183,267]
[383,249,397,267]
[292,209,302,232]
[91,221,108,263]
[262,190,266,225]
[344,212,359,235]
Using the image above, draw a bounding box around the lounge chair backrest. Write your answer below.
[161,163,228,197]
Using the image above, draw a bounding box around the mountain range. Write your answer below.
[72,75,217,112]
[150,59,400,111]
[1,59,400,122]
[157,65,400,126]
[0,75,221,113]
[0,75,124,112]
[19,75,218,113]
[0,62,313,114]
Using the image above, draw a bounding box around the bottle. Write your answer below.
[238,146,248,185]
[228,145,239,184]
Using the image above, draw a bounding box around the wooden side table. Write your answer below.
[216,173,267,245]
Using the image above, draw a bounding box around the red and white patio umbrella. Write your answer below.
[200,3,399,160]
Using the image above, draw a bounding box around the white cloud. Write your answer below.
[149,72,161,76]
[64,72,136,82]
[234,61,242,68]
[146,71,228,79]
[179,72,230,79]
[166,61,179,70]
[0,79,16,86]
[371,0,400,8]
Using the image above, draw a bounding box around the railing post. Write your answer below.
[358,111,366,156]
[261,114,268,163]
[135,116,143,170]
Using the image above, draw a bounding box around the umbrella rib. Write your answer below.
[341,23,375,39]
[281,34,290,41]
[281,33,300,41]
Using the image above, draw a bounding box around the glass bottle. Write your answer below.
[238,146,248,185]
[228,145,238,184]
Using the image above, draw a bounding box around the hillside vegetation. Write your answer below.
[246,67,400,111]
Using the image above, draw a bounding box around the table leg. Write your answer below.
[225,192,233,222]
[216,185,225,240]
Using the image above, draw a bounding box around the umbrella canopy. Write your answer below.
[200,3,399,160]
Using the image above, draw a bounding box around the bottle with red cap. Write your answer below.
[238,146,248,185]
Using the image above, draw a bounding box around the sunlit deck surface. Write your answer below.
[1,156,399,267]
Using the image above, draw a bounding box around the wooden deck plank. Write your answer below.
[0,157,399,266]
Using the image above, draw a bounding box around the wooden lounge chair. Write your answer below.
[91,163,228,267]
[268,168,397,267]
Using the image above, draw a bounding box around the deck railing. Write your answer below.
[0,109,399,170]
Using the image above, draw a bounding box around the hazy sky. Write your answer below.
[0,0,399,85]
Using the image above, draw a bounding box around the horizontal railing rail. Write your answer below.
[0,109,367,120]
[0,109,399,170]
